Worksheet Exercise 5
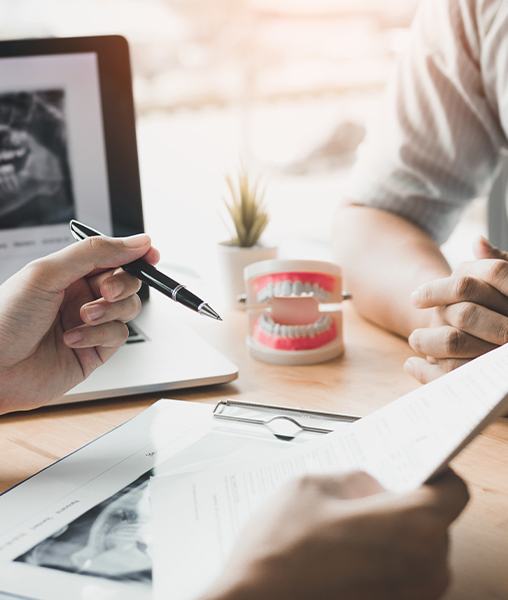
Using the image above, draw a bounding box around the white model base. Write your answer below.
[247,336,344,366]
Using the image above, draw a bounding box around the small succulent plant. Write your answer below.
[223,168,269,248]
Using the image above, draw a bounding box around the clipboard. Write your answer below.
[213,399,359,441]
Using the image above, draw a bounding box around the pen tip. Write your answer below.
[199,303,223,321]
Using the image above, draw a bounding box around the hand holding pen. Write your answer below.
[69,220,222,321]
[0,229,160,411]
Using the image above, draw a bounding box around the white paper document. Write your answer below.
[152,344,508,600]
[0,399,302,600]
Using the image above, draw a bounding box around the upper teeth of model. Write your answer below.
[257,281,330,303]
[258,314,333,338]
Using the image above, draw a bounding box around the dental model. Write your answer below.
[244,259,347,365]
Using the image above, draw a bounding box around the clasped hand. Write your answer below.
[406,237,508,383]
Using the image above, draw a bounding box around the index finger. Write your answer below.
[28,235,155,293]
[412,273,508,314]
[408,470,470,525]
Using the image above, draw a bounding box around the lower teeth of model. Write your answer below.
[257,280,329,302]
[259,314,332,338]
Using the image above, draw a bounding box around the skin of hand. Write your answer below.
[201,470,469,600]
[0,234,160,414]
[405,236,508,384]
[333,205,451,338]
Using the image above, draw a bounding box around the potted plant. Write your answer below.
[218,168,277,306]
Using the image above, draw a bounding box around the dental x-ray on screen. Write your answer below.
[0,89,75,229]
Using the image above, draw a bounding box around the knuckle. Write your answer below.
[341,470,372,485]
[87,235,109,254]
[486,260,508,284]
[453,303,477,329]
[444,328,462,354]
[96,324,108,344]
[340,470,383,496]
[297,474,316,488]
[22,258,47,284]
[345,470,378,488]
[294,474,320,493]
[495,323,508,345]
[454,276,476,300]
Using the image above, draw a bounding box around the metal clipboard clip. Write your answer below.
[213,399,359,441]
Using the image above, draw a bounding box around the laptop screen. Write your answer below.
[0,51,113,283]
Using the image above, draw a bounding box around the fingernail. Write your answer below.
[85,304,105,321]
[124,233,150,248]
[64,330,83,346]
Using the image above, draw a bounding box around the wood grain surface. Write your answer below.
[0,303,506,599]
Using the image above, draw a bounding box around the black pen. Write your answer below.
[69,220,222,321]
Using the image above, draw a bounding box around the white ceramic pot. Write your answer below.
[217,242,278,308]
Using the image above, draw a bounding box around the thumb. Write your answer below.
[406,470,470,525]
[474,236,508,261]
[28,234,152,292]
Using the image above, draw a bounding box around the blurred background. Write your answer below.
[1,0,484,275]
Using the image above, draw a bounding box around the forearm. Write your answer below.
[333,205,451,337]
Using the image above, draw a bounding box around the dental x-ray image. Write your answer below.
[15,471,152,583]
[0,89,75,230]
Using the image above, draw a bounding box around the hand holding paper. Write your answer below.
[200,470,468,600]
[152,343,508,599]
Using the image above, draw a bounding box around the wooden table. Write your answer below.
[0,304,507,599]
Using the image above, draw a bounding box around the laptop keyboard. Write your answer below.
[126,322,147,344]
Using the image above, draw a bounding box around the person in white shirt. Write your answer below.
[334,0,508,384]
[0,234,467,599]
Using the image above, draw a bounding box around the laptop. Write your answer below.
[0,35,238,404]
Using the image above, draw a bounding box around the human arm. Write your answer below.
[0,234,159,414]
[201,470,469,600]
[333,0,505,339]
[333,205,450,337]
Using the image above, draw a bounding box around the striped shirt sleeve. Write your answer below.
[345,0,507,244]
